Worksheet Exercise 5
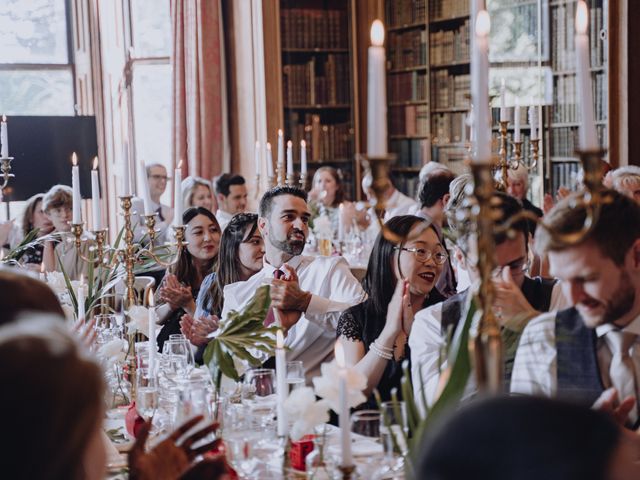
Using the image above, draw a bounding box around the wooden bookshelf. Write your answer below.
[277,0,359,200]
[549,0,608,194]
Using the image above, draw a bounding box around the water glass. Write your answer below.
[162,338,193,381]
[94,313,121,345]
[244,368,276,397]
[286,361,305,392]
[380,401,408,456]
[136,368,159,420]
[351,410,381,438]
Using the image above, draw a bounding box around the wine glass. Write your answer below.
[286,361,305,392]
[244,368,276,397]
[243,368,276,429]
[94,313,120,345]
[351,410,381,438]
[162,339,191,381]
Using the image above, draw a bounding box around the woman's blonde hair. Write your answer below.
[182,176,214,209]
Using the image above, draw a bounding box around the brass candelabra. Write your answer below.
[70,223,109,266]
[0,156,14,189]
[299,172,307,191]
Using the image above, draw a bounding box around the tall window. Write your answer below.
[127,0,172,205]
[0,0,75,115]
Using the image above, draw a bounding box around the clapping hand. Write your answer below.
[383,279,414,340]
[593,388,638,427]
[492,267,538,331]
[180,313,219,347]
[129,415,223,480]
[160,274,194,312]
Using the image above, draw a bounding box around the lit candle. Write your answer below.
[367,20,388,156]
[266,142,274,178]
[255,141,261,177]
[276,329,288,437]
[77,274,85,322]
[286,140,293,180]
[173,160,183,227]
[300,140,307,176]
[499,78,508,122]
[277,129,285,173]
[148,290,156,375]
[71,153,82,224]
[528,106,538,141]
[575,1,598,150]
[139,161,153,215]
[91,157,102,230]
[472,10,491,163]
[122,142,131,197]
[513,100,521,142]
[1,115,8,158]
[335,340,353,467]
[338,203,345,242]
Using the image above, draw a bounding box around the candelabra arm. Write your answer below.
[119,196,137,309]
[0,157,14,190]
[511,141,523,170]
[137,225,188,268]
[495,121,510,191]
[529,139,540,170]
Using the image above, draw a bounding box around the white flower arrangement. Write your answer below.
[312,360,367,414]
[97,338,128,363]
[126,305,149,337]
[284,387,330,441]
[312,215,333,240]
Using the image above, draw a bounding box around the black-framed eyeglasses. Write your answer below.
[394,246,449,265]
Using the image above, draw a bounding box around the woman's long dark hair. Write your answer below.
[168,207,219,288]
[21,193,45,237]
[205,213,259,316]
[362,215,439,318]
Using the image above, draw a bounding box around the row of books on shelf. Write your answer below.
[428,0,468,21]
[550,125,607,158]
[388,71,428,103]
[391,174,421,199]
[431,112,466,145]
[431,71,470,109]
[551,162,581,194]
[551,3,606,71]
[280,8,347,50]
[429,20,470,66]
[389,105,429,137]
[286,113,354,162]
[388,29,427,70]
[552,71,607,124]
[390,139,428,168]
[282,55,350,106]
[385,0,426,27]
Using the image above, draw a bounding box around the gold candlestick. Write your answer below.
[0,156,14,189]
[470,162,503,393]
[495,120,510,191]
[276,163,285,186]
[530,138,540,170]
[299,172,307,191]
[91,229,108,265]
[71,223,85,251]
[286,171,295,187]
[143,213,158,246]
[254,174,261,199]
[512,141,523,169]
[139,224,187,267]
[119,196,137,309]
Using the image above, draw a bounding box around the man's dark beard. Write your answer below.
[602,270,636,325]
[269,227,306,256]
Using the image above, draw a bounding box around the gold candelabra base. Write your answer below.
[0,156,14,190]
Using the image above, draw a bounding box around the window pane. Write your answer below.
[0,69,75,115]
[131,0,171,58]
[132,63,172,203]
[0,0,69,64]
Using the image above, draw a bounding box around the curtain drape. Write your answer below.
[171,0,226,181]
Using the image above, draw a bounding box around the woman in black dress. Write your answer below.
[337,215,447,406]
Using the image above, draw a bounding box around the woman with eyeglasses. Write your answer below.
[337,215,447,406]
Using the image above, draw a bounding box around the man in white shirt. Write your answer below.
[133,163,174,245]
[214,174,248,231]
[410,192,568,406]
[511,190,640,427]
[220,185,366,381]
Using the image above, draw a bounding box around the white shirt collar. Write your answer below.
[596,313,640,338]
[262,254,304,276]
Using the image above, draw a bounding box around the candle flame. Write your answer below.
[72,152,78,166]
[287,140,292,148]
[301,140,306,147]
[335,340,345,368]
[370,20,384,47]
[276,329,284,349]
[575,1,588,35]
[147,288,155,307]
[278,129,283,137]
[92,156,98,170]
[177,159,183,169]
[475,10,491,37]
